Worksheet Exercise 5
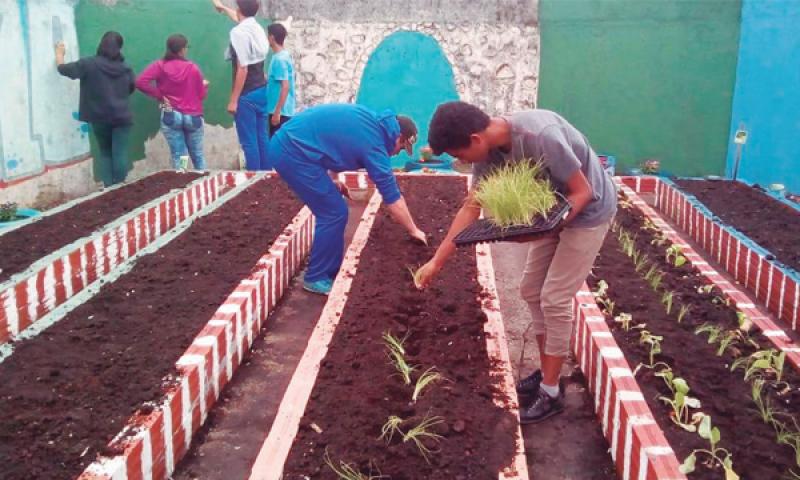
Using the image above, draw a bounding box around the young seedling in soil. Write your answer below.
[403,413,445,463]
[697,284,715,295]
[383,331,416,385]
[680,414,740,480]
[665,244,687,267]
[731,349,786,383]
[647,270,663,291]
[751,379,777,424]
[379,415,404,444]
[407,265,424,289]
[412,367,444,403]
[775,419,800,472]
[661,291,675,315]
[639,330,663,369]
[474,160,557,228]
[677,304,691,324]
[659,376,703,432]
[323,450,387,480]
[642,218,660,233]
[634,252,649,273]
[614,312,638,332]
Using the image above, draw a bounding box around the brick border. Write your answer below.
[77,202,314,480]
[620,176,800,335]
[0,171,254,346]
[572,286,685,480]
[618,183,800,370]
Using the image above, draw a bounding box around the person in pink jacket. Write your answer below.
[136,34,209,170]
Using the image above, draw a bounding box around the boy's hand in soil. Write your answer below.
[414,259,441,289]
[410,228,428,246]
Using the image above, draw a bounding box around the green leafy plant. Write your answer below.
[383,331,416,385]
[736,311,752,331]
[665,244,687,267]
[731,349,786,383]
[412,367,444,403]
[379,415,404,444]
[614,312,637,332]
[475,160,557,228]
[751,379,776,424]
[324,450,386,480]
[642,218,660,233]
[697,284,715,295]
[403,413,445,463]
[634,253,649,273]
[677,305,691,324]
[661,291,674,315]
[639,330,663,368]
[593,280,615,316]
[659,376,702,432]
[648,271,663,291]
[0,202,18,222]
[695,324,740,357]
[696,323,723,344]
[679,415,739,480]
[775,418,800,470]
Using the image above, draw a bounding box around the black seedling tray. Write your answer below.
[454,195,571,246]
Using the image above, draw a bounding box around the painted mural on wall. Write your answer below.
[0,0,89,183]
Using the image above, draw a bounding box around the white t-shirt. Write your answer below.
[226,17,268,67]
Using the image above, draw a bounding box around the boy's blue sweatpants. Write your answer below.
[270,144,348,283]
[234,86,271,171]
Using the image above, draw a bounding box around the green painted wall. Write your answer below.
[356,31,459,168]
[538,0,741,176]
[74,0,269,179]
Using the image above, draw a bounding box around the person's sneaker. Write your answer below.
[303,278,333,295]
[519,388,565,424]
[516,369,543,396]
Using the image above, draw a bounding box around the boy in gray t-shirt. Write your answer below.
[415,101,616,424]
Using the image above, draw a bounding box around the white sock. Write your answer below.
[540,382,559,398]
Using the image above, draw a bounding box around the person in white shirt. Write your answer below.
[212,0,271,170]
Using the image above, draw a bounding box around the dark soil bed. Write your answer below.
[283,176,517,479]
[588,200,800,479]
[675,179,800,273]
[0,178,301,480]
[0,171,204,283]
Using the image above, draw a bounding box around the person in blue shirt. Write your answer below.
[266,23,296,137]
[269,104,428,295]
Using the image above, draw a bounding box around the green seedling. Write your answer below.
[659,377,702,432]
[412,367,444,403]
[614,313,636,332]
[593,279,609,298]
[642,218,660,233]
[751,379,776,424]
[648,271,663,291]
[644,264,659,282]
[712,295,731,307]
[634,253,649,273]
[654,364,676,393]
[379,415,404,444]
[383,331,416,385]
[407,266,423,289]
[665,244,687,267]
[697,284,715,295]
[775,419,800,469]
[403,413,445,463]
[696,323,723,344]
[731,349,786,383]
[475,160,557,228]
[677,305,691,324]
[661,291,674,315]
[639,330,663,368]
[593,280,615,316]
[651,232,669,247]
[736,311,752,331]
[324,450,386,480]
[680,415,739,480]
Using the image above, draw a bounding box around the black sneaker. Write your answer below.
[520,388,565,424]
[516,369,543,396]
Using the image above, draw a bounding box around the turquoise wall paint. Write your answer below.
[726,0,800,193]
[356,31,459,168]
[538,0,741,177]
[75,1,269,179]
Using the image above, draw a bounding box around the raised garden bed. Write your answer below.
[675,179,800,274]
[0,171,203,283]
[272,176,520,479]
[0,172,245,347]
[0,177,304,480]
[587,194,800,479]
[620,176,800,339]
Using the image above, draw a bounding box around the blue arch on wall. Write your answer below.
[356,31,459,168]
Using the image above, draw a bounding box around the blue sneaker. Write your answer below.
[303,278,333,295]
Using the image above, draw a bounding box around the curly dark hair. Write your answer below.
[427,101,490,155]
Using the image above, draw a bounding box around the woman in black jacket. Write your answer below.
[56,31,136,187]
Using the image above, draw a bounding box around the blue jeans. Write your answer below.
[270,141,348,283]
[235,86,271,171]
[161,110,206,170]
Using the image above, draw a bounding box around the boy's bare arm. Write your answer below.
[211,0,239,22]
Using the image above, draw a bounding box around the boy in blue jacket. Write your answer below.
[269,104,427,295]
